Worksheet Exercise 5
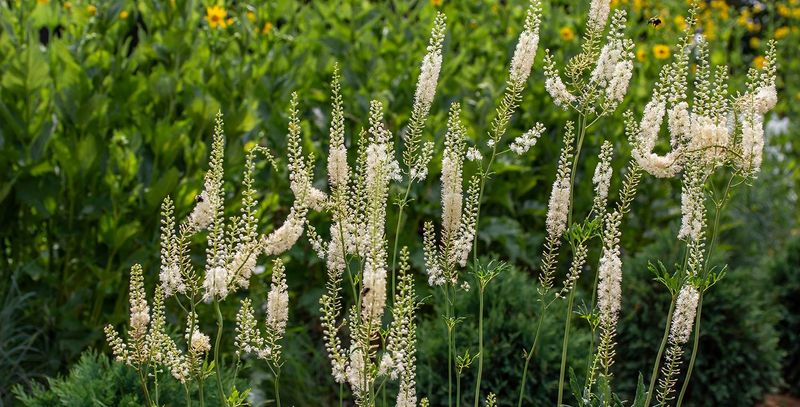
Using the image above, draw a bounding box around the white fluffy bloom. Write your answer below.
[677,169,706,243]
[188,191,214,230]
[689,115,729,166]
[740,114,765,173]
[597,212,622,326]
[509,30,540,84]
[159,264,185,297]
[203,266,229,301]
[346,347,366,393]
[466,147,482,161]
[545,74,575,108]
[262,209,305,256]
[266,260,289,334]
[188,329,211,353]
[414,53,443,111]
[668,102,692,143]
[753,84,777,115]
[361,259,388,321]
[592,141,613,210]
[510,123,546,155]
[632,98,684,178]
[441,155,463,237]
[669,285,700,345]
[587,0,611,32]
[546,177,571,238]
[228,249,257,289]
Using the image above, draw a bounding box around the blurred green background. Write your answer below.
[1,0,798,405]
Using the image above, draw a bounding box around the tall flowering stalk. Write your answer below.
[106,110,311,406]
[624,3,779,405]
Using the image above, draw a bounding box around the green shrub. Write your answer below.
[771,236,800,395]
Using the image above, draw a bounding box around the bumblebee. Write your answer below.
[648,16,662,27]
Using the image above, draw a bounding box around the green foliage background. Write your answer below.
[1,0,798,405]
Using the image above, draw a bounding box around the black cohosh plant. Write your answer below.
[103,1,779,406]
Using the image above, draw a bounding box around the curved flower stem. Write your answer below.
[645,296,676,407]
[213,300,227,406]
[556,289,576,407]
[675,293,703,407]
[517,300,547,407]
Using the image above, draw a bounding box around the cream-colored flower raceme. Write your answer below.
[266,259,289,334]
[587,0,611,32]
[545,123,576,239]
[677,163,707,243]
[508,0,543,85]
[592,141,614,214]
[159,197,185,297]
[105,264,151,366]
[669,284,701,345]
[596,210,623,326]
[543,51,576,109]
[591,10,635,110]
[510,122,546,155]
[188,112,226,232]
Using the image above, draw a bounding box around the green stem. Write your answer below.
[568,114,587,226]
[517,301,547,407]
[339,383,344,407]
[473,284,486,407]
[446,286,453,407]
[213,301,227,406]
[137,368,152,406]
[645,297,677,407]
[390,184,413,299]
[676,293,703,406]
[557,289,576,407]
[274,367,282,407]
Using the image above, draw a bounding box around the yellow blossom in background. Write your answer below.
[491,3,498,13]
[778,4,790,17]
[36,0,48,5]
[119,10,129,19]
[431,0,442,6]
[636,47,646,62]
[793,8,800,18]
[633,0,643,12]
[674,15,686,31]
[262,21,273,35]
[87,4,96,16]
[64,1,71,10]
[246,11,256,22]
[775,26,789,39]
[559,26,575,41]
[749,37,760,49]
[753,55,765,69]
[206,5,229,29]
[653,44,670,59]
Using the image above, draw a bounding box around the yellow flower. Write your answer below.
[87,4,97,16]
[262,21,273,35]
[119,10,129,19]
[775,26,789,39]
[206,5,229,29]
[636,47,646,62]
[246,11,256,22]
[560,26,575,41]
[36,0,48,5]
[753,56,765,69]
[674,15,687,31]
[778,4,790,17]
[431,0,442,6]
[749,37,760,49]
[64,1,71,10]
[653,44,670,60]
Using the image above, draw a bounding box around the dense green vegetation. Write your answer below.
[1,0,797,405]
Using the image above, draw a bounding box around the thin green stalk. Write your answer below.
[446,286,453,407]
[339,383,344,407]
[567,114,587,226]
[184,384,192,407]
[557,289,576,407]
[274,367,282,407]
[473,283,486,407]
[137,368,152,406]
[517,301,547,407]
[213,301,227,406]
[645,297,677,407]
[676,292,703,406]
[390,184,413,299]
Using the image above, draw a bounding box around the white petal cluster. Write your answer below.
[510,122,546,155]
[669,284,700,345]
[508,0,542,84]
[188,329,211,354]
[587,0,611,32]
[188,190,215,230]
[677,166,706,243]
[597,211,622,326]
[261,209,305,256]
[631,98,684,178]
[413,13,446,116]
[592,141,614,213]
[546,176,571,239]
[466,147,482,161]
[202,266,229,301]
[591,11,635,109]
[266,259,289,334]
[545,71,575,108]
[753,84,777,115]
